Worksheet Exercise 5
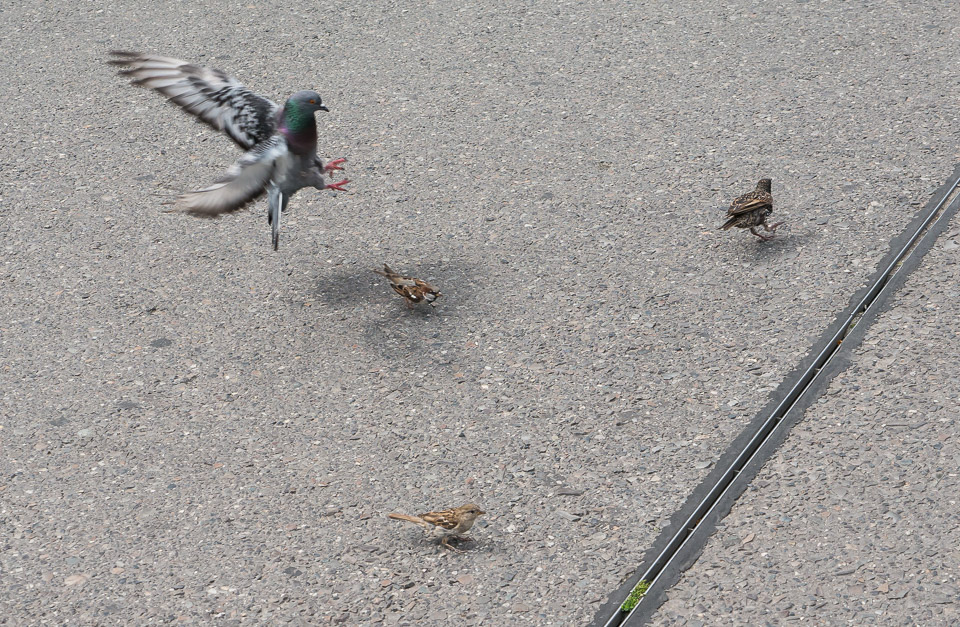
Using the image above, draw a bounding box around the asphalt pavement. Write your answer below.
[653,212,960,626]
[2,0,959,624]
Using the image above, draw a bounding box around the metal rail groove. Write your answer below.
[596,167,960,627]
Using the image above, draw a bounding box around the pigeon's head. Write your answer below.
[288,90,329,113]
[757,178,772,192]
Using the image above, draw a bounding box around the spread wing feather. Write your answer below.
[110,51,278,150]
[178,136,287,217]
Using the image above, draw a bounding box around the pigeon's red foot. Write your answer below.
[327,178,349,192]
[324,158,346,173]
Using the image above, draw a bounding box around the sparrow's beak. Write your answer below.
[318,105,330,112]
[478,510,486,515]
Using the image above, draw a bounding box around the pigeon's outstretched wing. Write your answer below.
[179,136,288,217]
[109,51,278,150]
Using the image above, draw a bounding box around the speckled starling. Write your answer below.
[720,178,783,241]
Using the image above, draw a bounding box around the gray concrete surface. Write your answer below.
[653,214,960,625]
[1,0,959,624]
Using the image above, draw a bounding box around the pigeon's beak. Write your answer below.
[318,105,330,112]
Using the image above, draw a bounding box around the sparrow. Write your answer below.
[373,264,441,307]
[388,503,486,552]
[719,178,783,241]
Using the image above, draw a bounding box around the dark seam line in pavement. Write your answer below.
[594,165,960,627]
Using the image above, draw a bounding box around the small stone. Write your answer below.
[555,487,584,496]
[64,574,89,587]
[457,574,475,585]
[556,510,581,522]
[512,603,532,613]
[76,428,94,439]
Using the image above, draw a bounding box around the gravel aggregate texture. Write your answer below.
[2,0,960,624]
[653,214,960,625]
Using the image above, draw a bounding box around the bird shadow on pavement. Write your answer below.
[740,226,816,261]
[398,534,496,556]
[311,260,482,311]
[311,264,384,306]
[311,259,488,366]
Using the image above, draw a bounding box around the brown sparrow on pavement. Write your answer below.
[388,503,485,552]
[719,178,783,241]
[374,264,441,307]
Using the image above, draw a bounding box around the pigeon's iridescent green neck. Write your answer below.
[278,99,318,156]
[282,100,312,133]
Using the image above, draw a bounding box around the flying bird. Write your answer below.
[719,178,783,241]
[109,51,349,250]
[373,264,441,307]
[388,503,486,552]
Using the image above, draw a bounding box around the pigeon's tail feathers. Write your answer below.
[178,136,285,218]
[388,513,430,529]
[269,192,283,251]
[109,51,279,150]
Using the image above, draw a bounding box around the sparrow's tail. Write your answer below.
[388,513,429,528]
[373,264,395,278]
[719,216,738,231]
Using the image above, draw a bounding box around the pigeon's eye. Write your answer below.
[309,99,316,104]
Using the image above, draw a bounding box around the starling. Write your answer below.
[719,178,783,241]
[373,264,441,307]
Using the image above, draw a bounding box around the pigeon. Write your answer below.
[719,178,783,241]
[109,51,349,250]
[373,264,441,307]
[387,503,486,552]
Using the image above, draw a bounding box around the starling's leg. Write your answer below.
[764,221,784,232]
[326,179,349,192]
[324,158,346,173]
[749,227,775,241]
